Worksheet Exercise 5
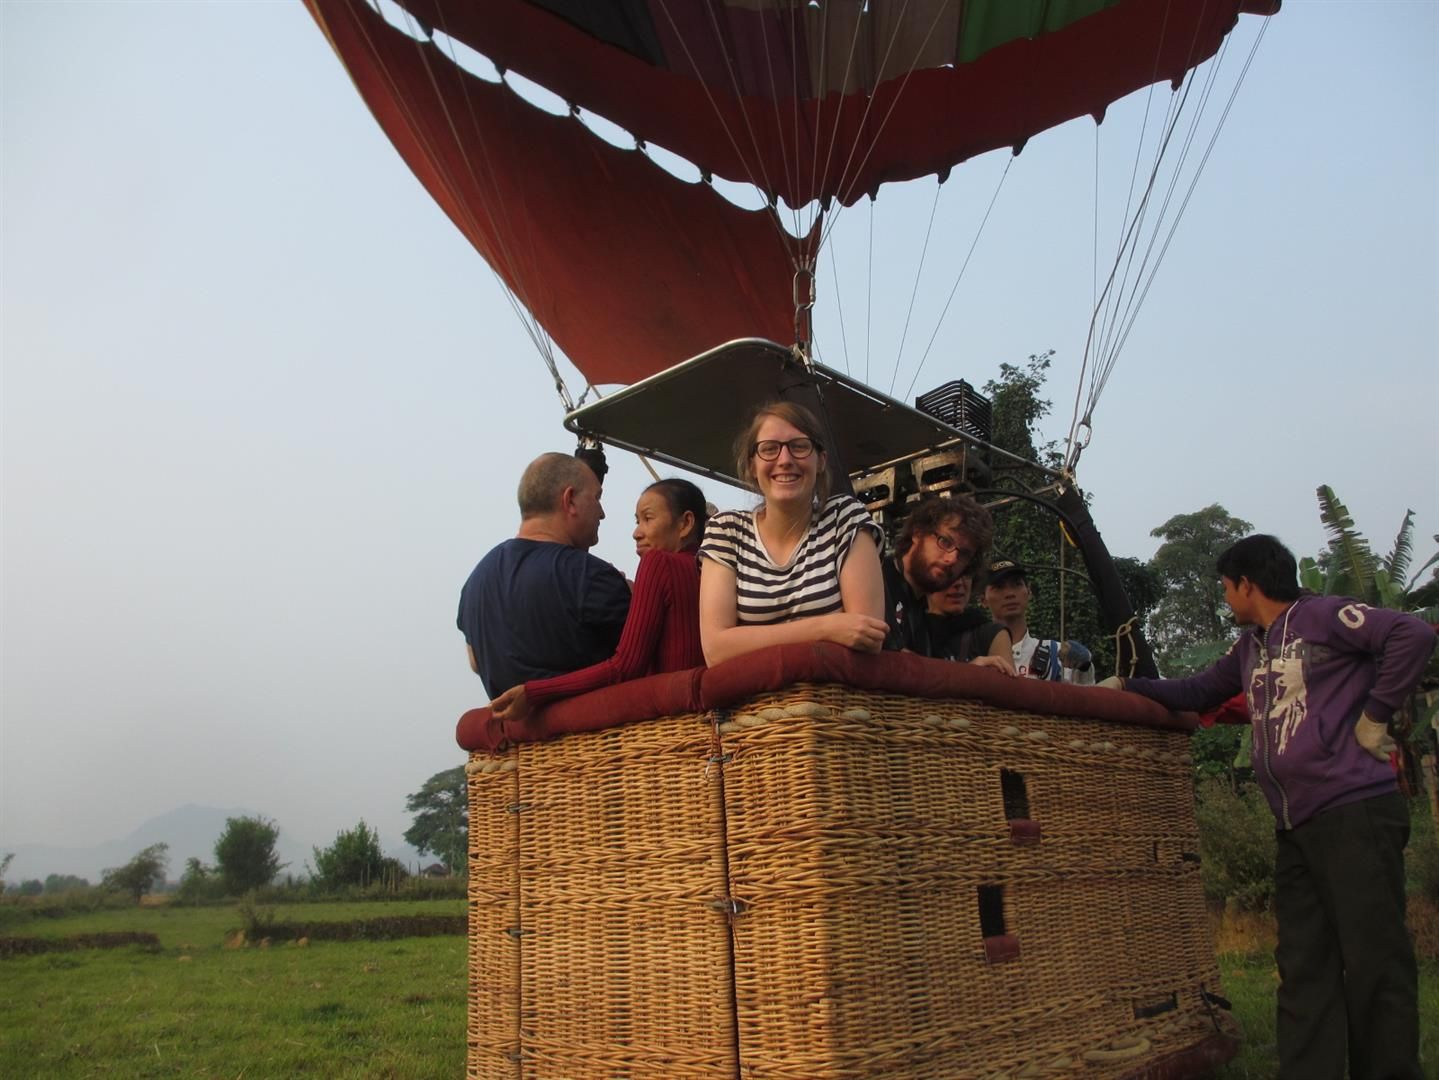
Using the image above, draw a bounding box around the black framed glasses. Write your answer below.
[931,531,975,561]
[753,437,819,461]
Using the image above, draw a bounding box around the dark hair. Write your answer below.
[1215,534,1300,602]
[894,494,993,576]
[643,477,708,544]
[733,400,831,506]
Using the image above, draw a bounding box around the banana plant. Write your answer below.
[1298,485,1439,621]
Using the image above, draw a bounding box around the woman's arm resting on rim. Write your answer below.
[699,550,889,666]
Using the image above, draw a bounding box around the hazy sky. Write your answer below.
[3,2,1436,862]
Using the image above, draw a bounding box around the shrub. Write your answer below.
[175,858,228,905]
[1406,800,1439,906]
[236,891,279,940]
[101,843,169,903]
[1190,725,1248,786]
[43,874,90,895]
[214,816,284,894]
[310,821,387,888]
[1195,779,1276,912]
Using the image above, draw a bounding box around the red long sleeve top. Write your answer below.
[522,546,703,706]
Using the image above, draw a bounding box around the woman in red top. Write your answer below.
[487,478,708,722]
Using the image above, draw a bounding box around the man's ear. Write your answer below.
[559,485,578,515]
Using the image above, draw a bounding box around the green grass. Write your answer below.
[1213,953,1439,1079]
[0,900,466,1078]
[5,900,1437,1077]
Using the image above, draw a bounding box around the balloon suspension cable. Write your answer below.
[785,265,852,496]
[1058,525,1067,643]
[793,261,817,360]
[1063,16,1270,476]
[377,7,573,414]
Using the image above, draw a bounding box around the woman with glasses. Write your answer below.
[487,477,709,723]
[698,401,888,666]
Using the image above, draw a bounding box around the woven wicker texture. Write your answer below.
[466,682,1233,1079]
[466,751,520,1080]
[471,713,738,1078]
[718,685,1229,1079]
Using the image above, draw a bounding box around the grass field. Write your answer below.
[0,900,466,1078]
[2,899,1435,1077]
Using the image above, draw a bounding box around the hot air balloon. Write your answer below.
[305,0,1277,672]
[305,3,1279,1076]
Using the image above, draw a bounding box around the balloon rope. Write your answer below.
[1058,523,1067,643]
[1092,124,1100,316]
[902,156,1013,404]
[750,1,801,239]
[826,234,852,378]
[865,197,873,385]
[651,0,800,265]
[812,0,869,229]
[1066,11,1270,470]
[396,0,574,410]
[1095,32,1219,383]
[1062,64,1200,471]
[888,179,944,398]
[1100,18,1270,393]
[830,0,950,210]
[818,0,951,251]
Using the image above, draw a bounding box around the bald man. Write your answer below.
[457,453,629,698]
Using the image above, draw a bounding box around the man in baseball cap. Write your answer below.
[982,559,1094,683]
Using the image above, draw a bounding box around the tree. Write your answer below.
[311,821,387,888]
[176,857,225,904]
[102,842,169,903]
[0,853,13,891]
[404,766,468,874]
[17,879,43,897]
[43,874,89,894]
[214,816,284,894]
[982,351,1119,673]
[1146,504,1254,674]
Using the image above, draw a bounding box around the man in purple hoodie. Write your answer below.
[1105,534,1434,1080]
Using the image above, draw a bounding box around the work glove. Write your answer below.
[1059,640,1092,671]
[1354,713,1397,762]
[1097,676,1124,691]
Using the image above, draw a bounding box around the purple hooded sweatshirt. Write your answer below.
[1124,595,1435,830]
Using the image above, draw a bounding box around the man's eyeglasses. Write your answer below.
[753,438,819,461]
[931,531,974,561]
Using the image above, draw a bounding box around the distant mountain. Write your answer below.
[3,805,426,885]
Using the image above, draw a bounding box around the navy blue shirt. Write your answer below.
[457,539,631,698]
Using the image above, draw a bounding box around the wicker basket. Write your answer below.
[466,682,1235,1079]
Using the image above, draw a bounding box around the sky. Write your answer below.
[3,1,1436,870]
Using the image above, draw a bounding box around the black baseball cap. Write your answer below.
[986,559,1029,585]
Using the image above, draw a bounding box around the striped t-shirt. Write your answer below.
[699,494,884,625]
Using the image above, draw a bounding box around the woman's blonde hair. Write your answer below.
[733,400,831,506]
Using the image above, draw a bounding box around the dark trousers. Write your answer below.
[1273,792,1421,1080]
